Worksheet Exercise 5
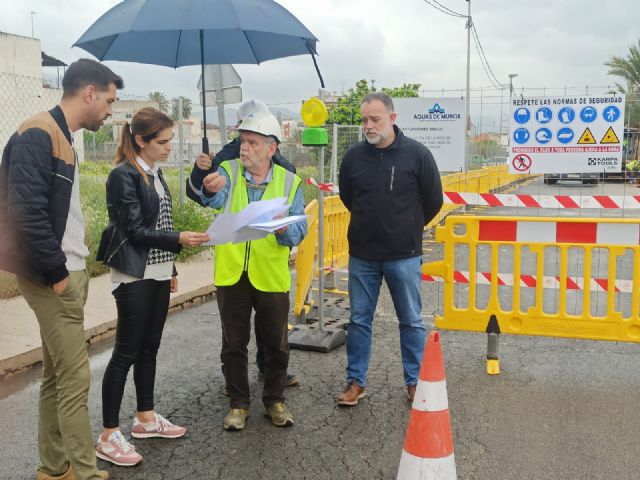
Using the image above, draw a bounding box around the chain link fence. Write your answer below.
[0,72,83,158]
[2,68,639,201]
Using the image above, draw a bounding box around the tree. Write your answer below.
[381,83,421,98]
[327,80,421,125]
[148,91,169,113]
[605,40,640,127]
[170,96,193,120]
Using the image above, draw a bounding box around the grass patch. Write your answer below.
[0,163,215,299]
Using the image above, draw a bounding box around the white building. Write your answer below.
[0,32,84,160]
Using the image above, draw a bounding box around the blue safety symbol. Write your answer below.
[535,127,552,144]
[558,107,575,124]
[513,108,531,124]
[580,106,597,123]
[603,105,621,123]
[557,127,574,144]
[535,107,552,124]
[513,128,530,144]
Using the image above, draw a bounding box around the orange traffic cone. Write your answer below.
[397,330,457,479]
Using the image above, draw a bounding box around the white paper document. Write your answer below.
[204,197,306,245]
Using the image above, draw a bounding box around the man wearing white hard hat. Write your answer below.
[188,100,300,389]
[186,99,296,204]
[198,110,307,431]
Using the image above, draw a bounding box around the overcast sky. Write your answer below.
[2,0,639,128]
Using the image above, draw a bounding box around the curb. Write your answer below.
[0,283,216,379]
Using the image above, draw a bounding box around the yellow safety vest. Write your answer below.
[214,159,300,292]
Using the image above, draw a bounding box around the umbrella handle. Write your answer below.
[202,137,209,155]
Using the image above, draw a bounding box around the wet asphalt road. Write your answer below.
[2,177,640,479]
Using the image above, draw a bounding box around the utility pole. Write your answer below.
[464,0,471,172]
[508,74,518,149]
[30,11,38,38]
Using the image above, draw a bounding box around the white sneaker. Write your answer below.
[131,412,186,439]
[96,430,143,467]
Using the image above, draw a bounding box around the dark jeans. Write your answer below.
[101,279,170,428]
[217,272,290,408]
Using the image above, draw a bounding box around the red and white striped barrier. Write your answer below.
[306,177,339,193]
[444,191,640,209]
[478,219,640,245]
[397,331,457,480]
[422,271,631,293]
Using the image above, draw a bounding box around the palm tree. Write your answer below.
[170,96,193,120]
[148,91,169,113]
[605,40,640,127]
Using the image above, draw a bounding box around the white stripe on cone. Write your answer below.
[412,379,449,412]
[397,451,457,480]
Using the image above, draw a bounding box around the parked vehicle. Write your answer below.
[543,172,599,184]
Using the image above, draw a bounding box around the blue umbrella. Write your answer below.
[74,0,323,152]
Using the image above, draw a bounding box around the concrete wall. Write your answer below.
[0,31,41,78]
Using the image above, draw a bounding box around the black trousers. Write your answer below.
[101,279,170,428]
[217,272,290,408]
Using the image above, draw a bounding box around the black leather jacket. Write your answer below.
[97,162,181,278]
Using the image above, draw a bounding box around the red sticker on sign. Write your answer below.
[512,154,532,172]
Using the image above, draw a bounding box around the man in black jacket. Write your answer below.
[0,59,123,480]
[337,92,443,407]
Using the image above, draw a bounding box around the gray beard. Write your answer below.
[365,133,383,145]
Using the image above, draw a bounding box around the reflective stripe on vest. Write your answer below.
[214,160,300,292]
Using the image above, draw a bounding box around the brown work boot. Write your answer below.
[36,466,109,480]
[223,408,249,431]
[337,382,365,406]
[264,402,294,427]
[407,384,417,403]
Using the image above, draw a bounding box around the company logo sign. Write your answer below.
[414,103,461,121]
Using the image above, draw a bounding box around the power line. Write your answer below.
[471,28,502,90]
[422,0,466,18]
[471,24,505,89]
[430,0,466,17]
[421,0,505,90]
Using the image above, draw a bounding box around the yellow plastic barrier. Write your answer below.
[424,215,640,343]
[293,166,531,322]
[322,195,350,273]
[293,200,318,321]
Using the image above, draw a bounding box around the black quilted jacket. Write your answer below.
[0,106,76,285]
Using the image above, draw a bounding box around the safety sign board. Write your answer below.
[509,94,625,174]
[394,97,466,171]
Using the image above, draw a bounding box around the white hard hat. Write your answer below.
[236,99,269,122]
[239,110,281,143]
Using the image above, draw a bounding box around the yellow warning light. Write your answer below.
[301,97,328,127]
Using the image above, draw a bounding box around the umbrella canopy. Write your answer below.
[73,0,318,67]
[74,0,322,152]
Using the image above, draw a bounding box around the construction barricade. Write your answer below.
[423,214,640,373]
[293,166,531,324]
[293,200,318,322]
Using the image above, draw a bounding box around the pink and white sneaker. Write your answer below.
[131,412,186,439]
[96,430,143,467]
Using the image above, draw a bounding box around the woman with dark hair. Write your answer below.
[95,107,209,466]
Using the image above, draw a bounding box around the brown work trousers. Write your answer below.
[217,272,290,409]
